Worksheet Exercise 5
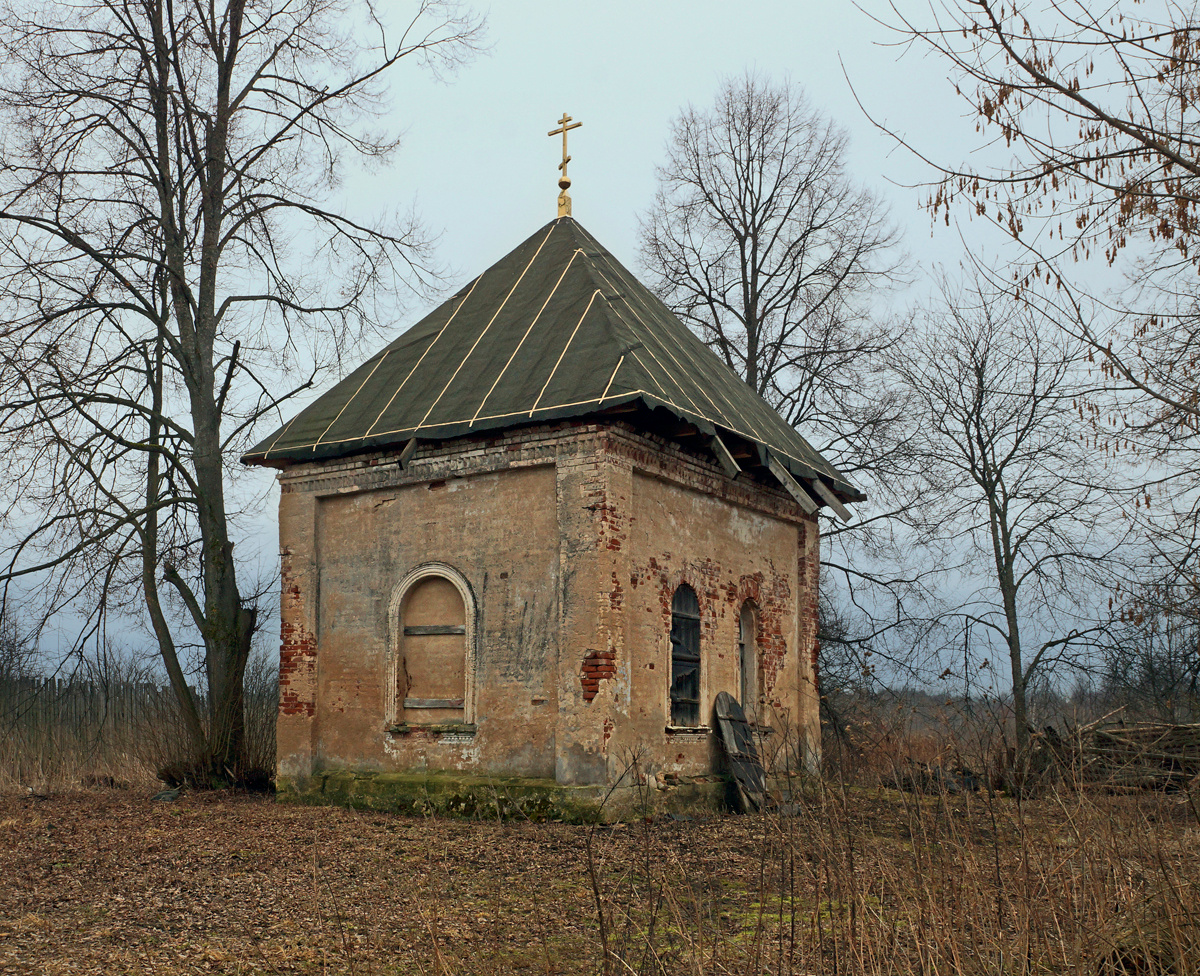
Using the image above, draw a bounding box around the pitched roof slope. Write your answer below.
[243,217,862,501]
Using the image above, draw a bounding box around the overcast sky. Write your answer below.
[47,2,1019,663]
[333,1,996,316]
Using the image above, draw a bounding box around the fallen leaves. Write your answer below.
[0,790,617,974]
[1,787,1197,975]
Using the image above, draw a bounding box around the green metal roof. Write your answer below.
[242,217,862,503]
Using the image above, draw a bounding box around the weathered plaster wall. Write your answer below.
[624,471,804,766]
[796,502,822,772]
[277,489,319,781]
[315,463,560,778]
[274,420,821,794]
[552,429,818,788]
[553,434,634,785]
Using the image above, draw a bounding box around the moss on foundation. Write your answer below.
[276,769,729,822]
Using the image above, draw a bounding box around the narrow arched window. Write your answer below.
[738,601,758,718]
[670,585,701,726]
[397,575,467,724]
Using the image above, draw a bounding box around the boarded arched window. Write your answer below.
[670,584,701,726]
[738,601,759,717]
[388,564,476,726]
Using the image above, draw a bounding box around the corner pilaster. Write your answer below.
[554,433,633,786]
[797,517,822,773]
[277,484,320,783]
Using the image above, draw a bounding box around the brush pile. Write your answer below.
[1030,719,1200,792]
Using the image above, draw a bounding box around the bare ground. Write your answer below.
[1,786,1198,975]
[0,789,761,975]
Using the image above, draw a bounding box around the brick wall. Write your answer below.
[273,418,820,786]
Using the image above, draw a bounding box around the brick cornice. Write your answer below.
[277,420,815,527]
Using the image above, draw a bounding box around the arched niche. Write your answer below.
[738,599,761,719]
[386,562,477,726]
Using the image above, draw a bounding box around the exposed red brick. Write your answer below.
[278,554,317,719]
[580,649,617,703]
[278,622,316,718]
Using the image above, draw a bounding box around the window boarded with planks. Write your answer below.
[398,576,466,724]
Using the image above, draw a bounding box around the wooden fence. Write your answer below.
[0,673,280,786]
[0,675,278,740]
[0,676,188,736]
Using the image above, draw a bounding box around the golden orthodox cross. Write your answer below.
[548,112,582,217]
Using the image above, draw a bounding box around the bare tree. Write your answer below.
[639,73,929,666]
[640,74,904,461]
[0,0,481,783]
[0,610,35,683]
[878,2,1200,263]
[873,1,1200,710]
[878,1,1200,412]
[1102,597,1200,722]
[893,280,1123,753]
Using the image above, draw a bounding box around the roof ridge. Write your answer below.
[567,221,843,480]
[563,224,722,425]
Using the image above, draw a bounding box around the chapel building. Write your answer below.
[243,209,862,814]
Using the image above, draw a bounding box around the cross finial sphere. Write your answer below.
[547,113,582,217]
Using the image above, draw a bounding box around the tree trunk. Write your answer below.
[983,455,1029,757]
[1008,628,1027,755]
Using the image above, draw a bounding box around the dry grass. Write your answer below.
[0,779,1197,975]
[0,722,162,794]
[3,691,1198,974]
[0,705,273,794]
[0,657,277,794]
[586,777,1200,976]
